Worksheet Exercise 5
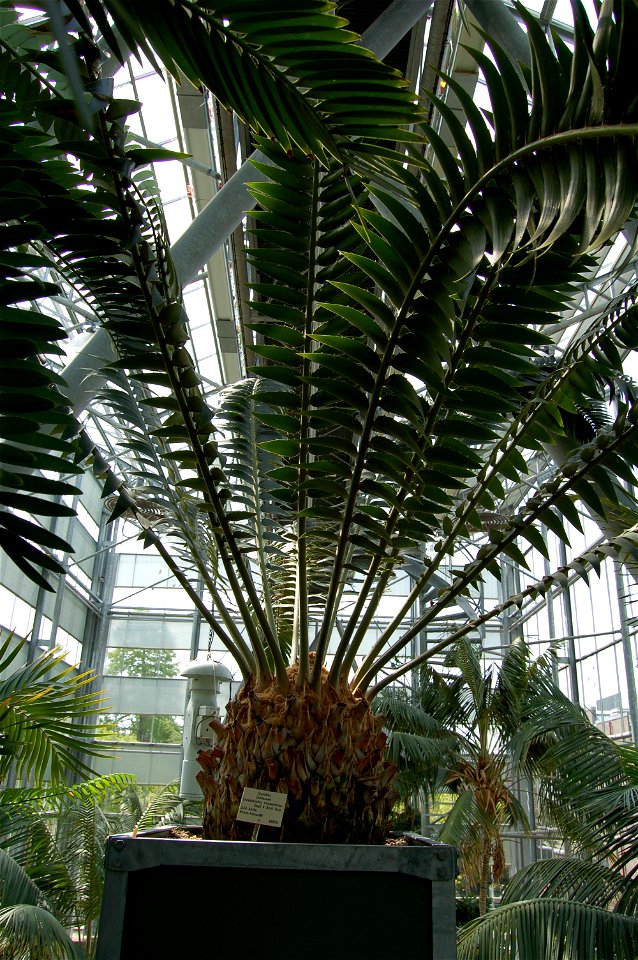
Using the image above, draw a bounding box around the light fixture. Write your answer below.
[179,659,234,799]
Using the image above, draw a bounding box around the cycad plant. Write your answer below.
[3,0,638,843]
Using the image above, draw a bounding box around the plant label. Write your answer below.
[236,787,287,827]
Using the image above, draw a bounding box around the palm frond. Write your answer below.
[0,847,43,909]
[55,793,112,936]
[0,774,135,820]
[3,817,76,928]
[0,778,131,923]
[546,743,638,872]
[492,638,538,731]
[438,788,486,849]
[457,897,638,960]
[132,779,194,831]
[374,675,465,801]
[0,904,79,960]
[520,707,629,848]
[0,638,109,784]
[0,24,86,589]
[502,858,638,915]
[445,640,488,722]
[93,0,423,166]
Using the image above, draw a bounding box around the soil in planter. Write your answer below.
[160,828,410,844]
[197,664,397,844]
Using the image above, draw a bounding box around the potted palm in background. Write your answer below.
[379,639,557,918]
[456,696,638,958]
[2,0,638,955]
[0,635,121,959]
[0,632,200,959]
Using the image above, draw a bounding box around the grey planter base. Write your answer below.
[96,829,457,960]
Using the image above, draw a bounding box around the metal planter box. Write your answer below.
[96,829,457,960]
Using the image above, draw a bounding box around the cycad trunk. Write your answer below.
[197,666,397,843]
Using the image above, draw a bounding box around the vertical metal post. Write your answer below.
[26,581,50,664]
[80,511,119,676]
[500,558,520,650]
[541,524,560,686]
[501,554,537,871]
[615,563,638,742]
[558,540,580,703]
[88,515,120,678]
[420,786,430,838]
[46,570,66,646]
[525,775,538,866]
[189,576,205,662]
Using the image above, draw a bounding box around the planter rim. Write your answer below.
[104,828,457,881]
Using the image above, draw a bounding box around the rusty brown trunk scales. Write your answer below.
[197,665,397,844]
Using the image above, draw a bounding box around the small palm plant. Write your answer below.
[2,0,638,843]
[458,713,638,958]
[0,635,114,959]
[0,776,197,959]
[1,778,124,960]
[0,636,106,787]
[383,641,638,952]
[379,639,571,915]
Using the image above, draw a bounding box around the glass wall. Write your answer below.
[0,470,108,670]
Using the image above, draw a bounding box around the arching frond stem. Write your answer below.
[294,159,320,688]
[355,411,638,694]
[144,529,255,679]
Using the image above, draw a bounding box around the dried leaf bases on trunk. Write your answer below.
[198,662,397,843]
